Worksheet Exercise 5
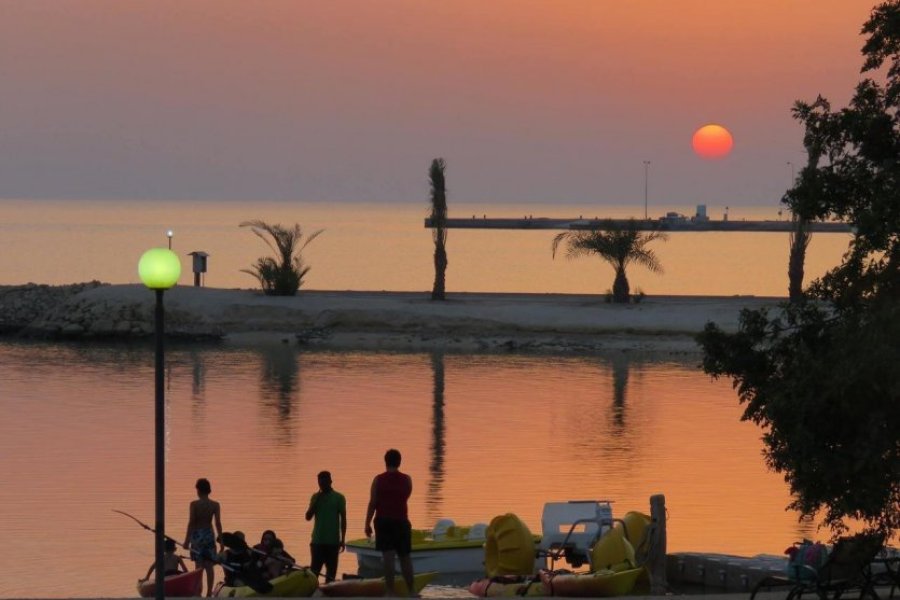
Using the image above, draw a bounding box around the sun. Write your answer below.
[692,124,734,159]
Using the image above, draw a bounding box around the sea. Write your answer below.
[0,199,851,597]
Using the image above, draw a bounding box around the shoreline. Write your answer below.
[0,283,784,355]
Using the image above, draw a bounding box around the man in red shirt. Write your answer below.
[364,448,415,596]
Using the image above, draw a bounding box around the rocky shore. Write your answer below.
[0,282,784,354]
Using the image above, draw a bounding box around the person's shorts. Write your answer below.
[374,517,412,556]
[190,528,216,563]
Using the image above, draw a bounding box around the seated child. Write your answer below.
[140,538,188,581]
[264,539,296,579]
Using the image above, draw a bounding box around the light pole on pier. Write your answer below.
[787,161,795,187]
[137,248,181,600]
[643,160,651,220]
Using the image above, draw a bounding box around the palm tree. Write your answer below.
[240,220,324,296]
[786,96,830,303]
[429,158,448,300]
[551,220,667,303]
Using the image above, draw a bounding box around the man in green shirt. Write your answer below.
[305,471,347,582]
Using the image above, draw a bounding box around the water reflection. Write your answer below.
[427,352,446,522]
[258,344,301,444]
[610,355,629,431]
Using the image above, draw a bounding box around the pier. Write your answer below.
[424,216,853,233]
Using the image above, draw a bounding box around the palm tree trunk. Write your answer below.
[612,267,630,303]
[429,158,448,301]
[432,244,447,301]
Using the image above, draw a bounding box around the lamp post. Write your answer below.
[643,160,651,220]
[166,230,174,250]
[787,161,795,187]
[137,248,181,600]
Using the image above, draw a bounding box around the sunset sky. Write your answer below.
[0,1,879,207]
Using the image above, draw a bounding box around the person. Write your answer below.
[140,538,188,582]
[218,531,253,587]
[253,530,277,573]
[254,530,296,579]
[263,538,296,579]
[184,478,223,597]
[364,449,415,597]
[305,470,347,582]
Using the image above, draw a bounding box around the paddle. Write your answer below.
[113,510,274,594]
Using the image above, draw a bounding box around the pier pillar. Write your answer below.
[648,494,668,594]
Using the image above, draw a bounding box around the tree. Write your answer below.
[240,220,324,296]
[698,1,900,539]
[429,158,448,301]
[786,96,829,303]
[551,220,667,303]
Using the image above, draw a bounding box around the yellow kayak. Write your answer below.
[215,568,318,598]
[319,571,436,597]
[539,567,645,597]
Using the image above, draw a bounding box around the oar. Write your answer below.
[113,510,274,594]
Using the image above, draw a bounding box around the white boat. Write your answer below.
[346,519,493,574]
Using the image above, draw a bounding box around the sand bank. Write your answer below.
[2,284,783,355]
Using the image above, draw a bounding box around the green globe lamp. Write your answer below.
[138,247,181,600]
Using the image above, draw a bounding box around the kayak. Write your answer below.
[137,568,203,598]
[539,566,645,597]
[319,571,437,597]
[215,568,318,598]
[469,574,547,597]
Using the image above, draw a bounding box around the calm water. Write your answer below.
[0,199,850,296]
[0,340,822,598]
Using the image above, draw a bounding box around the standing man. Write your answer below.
[364,449,415,596]
[305,471,346,582]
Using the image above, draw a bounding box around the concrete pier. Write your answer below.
[424,217,853,233]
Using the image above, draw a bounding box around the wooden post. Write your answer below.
[648,494,668,594]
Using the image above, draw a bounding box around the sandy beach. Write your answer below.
[2,283,784,355]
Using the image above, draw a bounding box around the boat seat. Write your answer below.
[467,523,488,541]
[432,519,456,541]
[538,500,613,569]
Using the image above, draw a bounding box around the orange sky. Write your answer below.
[0,1,878,205]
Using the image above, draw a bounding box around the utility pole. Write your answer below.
[643,160,651,220]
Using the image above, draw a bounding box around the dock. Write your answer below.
[424,217,854,233]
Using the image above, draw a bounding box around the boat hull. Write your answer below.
[137,569,203,598]
[215,569,318,598]
[319,571,436,597]
[347,543,487,574]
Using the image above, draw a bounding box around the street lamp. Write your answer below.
[166,230,174,250]
[787,161,795,186]
[643,160,651,220]
[137,248,181,600]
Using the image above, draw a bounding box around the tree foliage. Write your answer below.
[430,158,448,301]
[699,1,900,538]
[240,220,324,296]
[551,220,667,303]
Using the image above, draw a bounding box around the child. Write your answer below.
[140,538,188,581]
[264,539,296,579]
[184,478,222,597]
